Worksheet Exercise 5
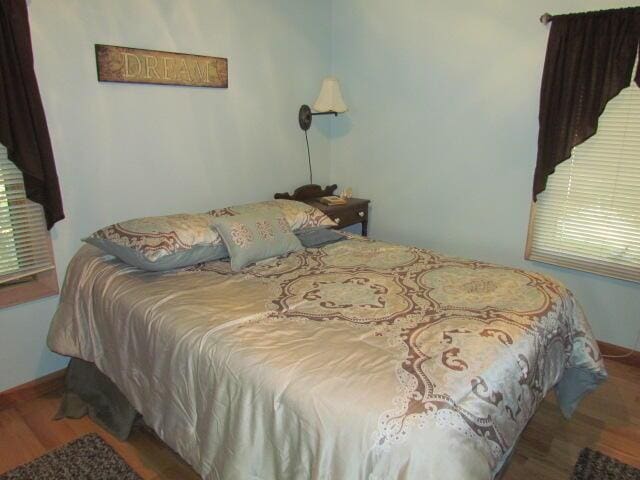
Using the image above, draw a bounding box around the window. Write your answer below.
[0,142,57,306]
[526,79,640,283]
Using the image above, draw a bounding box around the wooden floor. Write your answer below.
[0,359,638,479]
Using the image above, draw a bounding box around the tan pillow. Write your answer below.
[272,199,337,231]
[208,200,336,232]
[85,213,224,270]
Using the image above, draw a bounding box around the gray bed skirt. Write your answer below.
[55,358,139,440]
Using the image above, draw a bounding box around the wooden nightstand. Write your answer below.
[304,197,370,236]
[274,184,371,236]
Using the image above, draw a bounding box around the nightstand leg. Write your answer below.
[362,220,368,237]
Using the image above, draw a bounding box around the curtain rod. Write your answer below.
[540,13,553,25]
[540,6,640,25]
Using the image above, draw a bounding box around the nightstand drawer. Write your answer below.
[330,207,368,228]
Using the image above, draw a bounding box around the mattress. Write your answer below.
[47,235,607,480]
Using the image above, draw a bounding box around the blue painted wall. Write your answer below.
[330,0,640,349]
[2,0,639,392]
[0,0,333,391]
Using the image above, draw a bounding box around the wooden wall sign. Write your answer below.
[95,44,228,88]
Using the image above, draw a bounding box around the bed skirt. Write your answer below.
[55,358,139,440]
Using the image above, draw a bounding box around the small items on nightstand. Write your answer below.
[274,185,370,236]
[340,187,353,199]
[318,195,347,206]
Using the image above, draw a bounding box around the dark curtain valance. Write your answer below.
[533,6,640,201]
[0,0,63,229]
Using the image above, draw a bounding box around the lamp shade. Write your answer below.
[312,77,348,113]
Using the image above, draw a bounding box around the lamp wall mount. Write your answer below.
[298,105,338,131]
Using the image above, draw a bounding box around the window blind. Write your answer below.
[0,143,54,285]
[526,80,640,283]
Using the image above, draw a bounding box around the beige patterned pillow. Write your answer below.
[87,213,222,263]
[272,199,337,231]
[208,201,280,219]
[208,200,335,231]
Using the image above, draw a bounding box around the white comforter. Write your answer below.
[48,237,607,479]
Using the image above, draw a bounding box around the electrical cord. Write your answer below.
[601,327,640,359]
[305,130,313,184]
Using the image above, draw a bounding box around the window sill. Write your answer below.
[0,269,59,309]
[525,251,640,284]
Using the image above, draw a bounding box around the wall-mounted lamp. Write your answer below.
[297,77,348,191]
[298,76,348,131]
[275,78,348,201]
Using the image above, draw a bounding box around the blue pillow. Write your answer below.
[85,238,227,271]
[212,211,303,271]
[296,228,345,248]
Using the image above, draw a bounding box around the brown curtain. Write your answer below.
[0,0,63,229]
[533,7,640,201]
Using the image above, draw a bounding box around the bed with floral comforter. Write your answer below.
[48,234,606,479]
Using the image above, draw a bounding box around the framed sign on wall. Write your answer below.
[95,44,228,88]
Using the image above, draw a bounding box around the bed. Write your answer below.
[47,232,607,480]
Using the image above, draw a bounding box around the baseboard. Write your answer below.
[0,368,66,411]
[597,340,640,369]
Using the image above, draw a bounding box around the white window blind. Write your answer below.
[0,143,55,285]
[526,78,640,283]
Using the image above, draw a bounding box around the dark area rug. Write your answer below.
[573,448,640,480]
[0,433,141,480]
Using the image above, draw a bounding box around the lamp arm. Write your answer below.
[300,105,343,131]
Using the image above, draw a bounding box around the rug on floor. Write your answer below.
[0,433,141,480]
[573,448,640,480]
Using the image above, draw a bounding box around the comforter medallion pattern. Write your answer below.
[48,236,606,480]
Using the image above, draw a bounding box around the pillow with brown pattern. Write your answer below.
[208,199,336,232]
[84,213,226,271]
